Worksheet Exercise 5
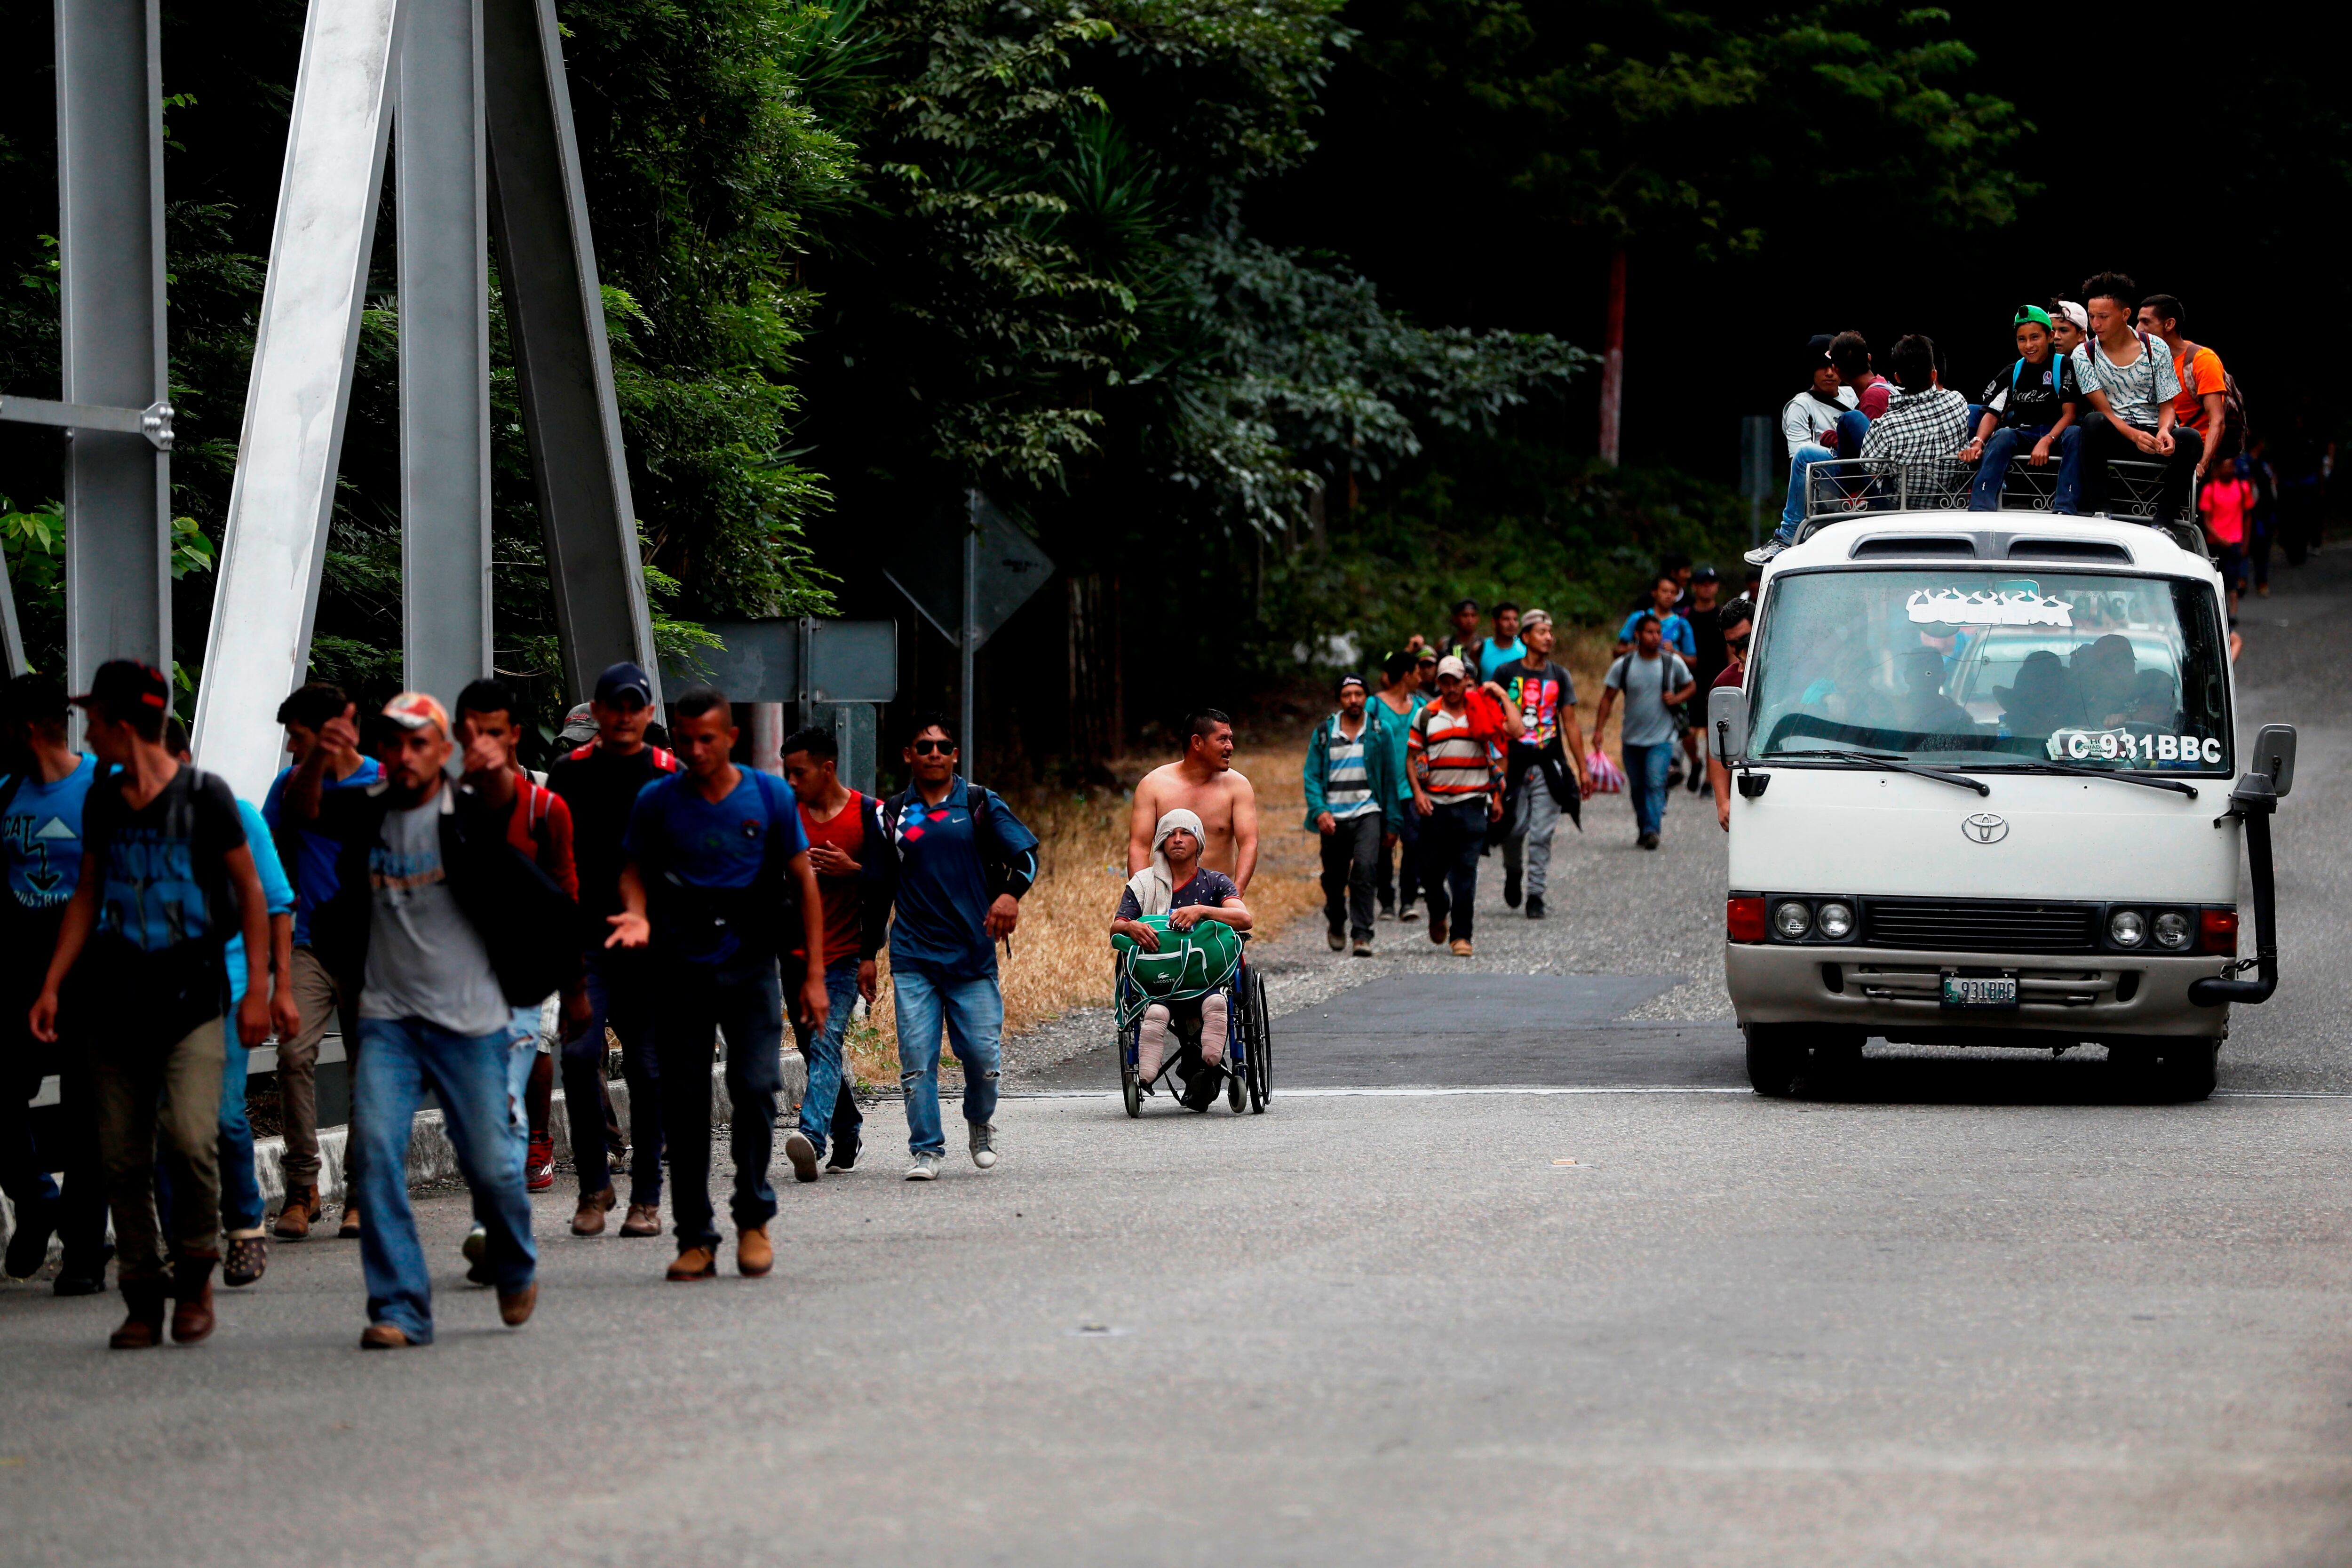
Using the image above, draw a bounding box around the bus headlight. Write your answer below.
[1772,901,1812,939]
[2153,911,2192,950]
[2108,908,2146,947]
[1815,901,1855,940]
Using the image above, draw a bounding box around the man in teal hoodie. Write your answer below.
[1302,675,1405,957]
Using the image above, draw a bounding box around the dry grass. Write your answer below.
[844,741,1326,1086]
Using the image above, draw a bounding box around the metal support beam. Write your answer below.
[397,0,493,703]
[482,0,659,705]
[191,0,402,801]
[56,0,170,691]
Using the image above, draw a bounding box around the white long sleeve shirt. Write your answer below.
[1781,386,1858,457]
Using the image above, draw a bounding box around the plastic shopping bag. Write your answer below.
[1585,747,1625,794]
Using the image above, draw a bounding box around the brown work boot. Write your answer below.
[666,1245,717,1281]
[337,1201,362,1239]
[359,1322,412,1350]
[109,1278,168,1350]
[171,1255,218,1345]
[619,1202,661,1237]
[737,1225,773,1278]
[273,1184,319,1241]
[497,1281,539,1326]
[571,1187,616,1237]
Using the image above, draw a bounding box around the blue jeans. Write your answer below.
[655,953,783,1250]
[353,1015,536,1342]
[1970,423,2082,513]
[894,962,1001,1156]
[795,961,865,1159]
[1622,740,1674,836]
[1779,443,1836,536]
[562,949,662,1206]
[217,1033,263,1233]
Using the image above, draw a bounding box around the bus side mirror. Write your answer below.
[2250,723,2296,797]
[1708,685,1748,765]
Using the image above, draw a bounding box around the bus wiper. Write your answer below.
[1984,761,2199,799]
[1800,749,1990,796]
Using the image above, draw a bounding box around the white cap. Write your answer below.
[1436,655,1468,680]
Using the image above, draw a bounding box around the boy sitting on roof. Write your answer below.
[1958,305,2086,513]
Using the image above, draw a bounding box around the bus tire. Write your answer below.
[1745,1024,1803,1098]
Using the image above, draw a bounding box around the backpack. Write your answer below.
[2178,340,2249,460]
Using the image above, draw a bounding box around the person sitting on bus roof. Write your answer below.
[1958,306,2086,513]
[1764,334,1857,557]
[1858,334,1969,504]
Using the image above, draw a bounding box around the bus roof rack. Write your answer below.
[1791,457,2207,559]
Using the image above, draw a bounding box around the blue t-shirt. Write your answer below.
[263,756,382,945]
[624,768,809,964]
[1477,637,1526,682]
[1,754,97,915]
[224,798,295,1004]
[1617,609,1696,660]
[886,779,1041,980]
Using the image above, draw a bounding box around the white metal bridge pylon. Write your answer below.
[192,0,660,800]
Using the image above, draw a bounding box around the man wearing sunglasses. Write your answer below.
[876,715,1039,1182]
[1706,597,1754,833]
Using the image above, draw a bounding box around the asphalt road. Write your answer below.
[3,547,2348,1567]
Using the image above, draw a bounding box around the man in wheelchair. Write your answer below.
[1110,809,1253,1099]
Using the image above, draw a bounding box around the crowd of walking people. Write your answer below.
[1288,559,1755,960]
[0,661,1038,1349]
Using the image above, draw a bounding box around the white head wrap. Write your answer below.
[1124,808,1205,918]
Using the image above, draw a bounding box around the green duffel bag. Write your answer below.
[1112,914,1242,1027]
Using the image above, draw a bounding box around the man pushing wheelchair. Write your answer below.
[1110,809,1254,1107]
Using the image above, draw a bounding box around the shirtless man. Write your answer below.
[1128,708,1260,894]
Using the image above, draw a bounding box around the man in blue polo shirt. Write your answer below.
[877,713,1039,1181]
[608,685,827,1283]
[260,682,381,1240]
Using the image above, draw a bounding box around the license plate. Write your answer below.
[1941,975,2018,1009]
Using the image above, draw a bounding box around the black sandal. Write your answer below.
[222,1235,268,1288]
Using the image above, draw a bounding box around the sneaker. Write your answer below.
[1377,900,1396,921]
[969,1123,998,1170]
[1449,938,1474,957]
[1352,937,1374,957]
[1326,923,1345,952]
[1503,867,1522,908]
[826,1133,860,1174]
[462,1223,488,1264]
[784,1130,820,1185]
[1427,910,1446,946]
[1638,831,1660,850]
[904,1152,942,1182]
[1398,901,1419,923]
[54,1243,112,1297]
[525,1132,556,1193]
[4,1198,56,1280]
[1526,895,1546,920]
[1744,537,1788,567]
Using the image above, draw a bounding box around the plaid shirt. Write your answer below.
[1860,386,1969,498]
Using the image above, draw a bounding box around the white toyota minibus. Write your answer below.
[1711,501,2292,1100]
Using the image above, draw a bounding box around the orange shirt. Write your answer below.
[2171,344,2225,433]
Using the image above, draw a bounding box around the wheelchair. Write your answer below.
[1115,947,1271,1118]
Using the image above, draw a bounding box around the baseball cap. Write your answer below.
[381,692,451,735]
[2012,303,2054,330]
[1414,646,1438,664]
[1691,565,1720,583]
[2052,300,2089,333]
[1518,608,1553,629]
[1436,655,1468,680]
[70,660,170,717]
[593,660,653,708]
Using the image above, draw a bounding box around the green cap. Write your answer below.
[2012,303,2054,329]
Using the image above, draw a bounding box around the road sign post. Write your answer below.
[883,488,1054,772]
[1740,415,1774,550]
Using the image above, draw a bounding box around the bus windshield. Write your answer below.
[1747,568,2232,774]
